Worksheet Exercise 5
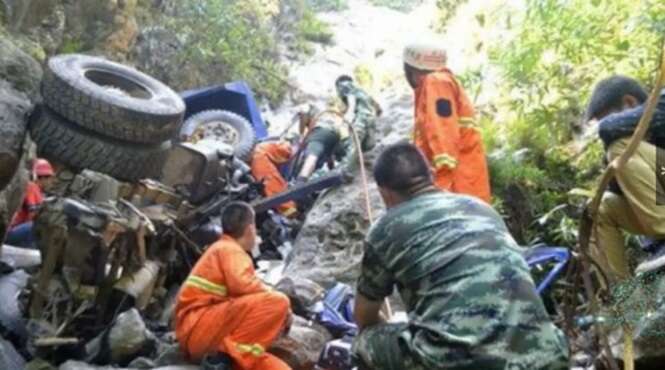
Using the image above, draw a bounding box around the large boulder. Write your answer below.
[131,27,189,90]
[0,79,32,240]
[270,316,332,370]
[0,37,43,98]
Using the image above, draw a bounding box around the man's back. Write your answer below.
[358,191,567,369]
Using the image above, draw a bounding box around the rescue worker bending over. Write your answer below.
[176,202,292,370]
[403,41,491,203]
[5,158,55,248]
[585,76,665,279]
[295,104,343,182]
[250,141,298,217]
[334,75,382,173]
[296,76,381,183]
[352,143,568,370]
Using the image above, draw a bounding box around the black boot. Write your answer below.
[201,352,234,370]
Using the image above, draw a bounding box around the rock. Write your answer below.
[608,274,665,368]
[0,81,31,240]
[108,308,155,364]
[275,277,325,317]
[270,316,332,370]
[0,38,42,97]
[26,358,58,370]
[0,270,30,341]
[60,360,199,370]
[131,27,188,90]
[284,93,413,287]
[0,336,26,370]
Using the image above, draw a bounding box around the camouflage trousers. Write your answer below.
[352,323,424,370]
[353,323,569,370]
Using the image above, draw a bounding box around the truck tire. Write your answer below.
[180,110,257,162]
[41,54,185,144]
[29,106,171,182]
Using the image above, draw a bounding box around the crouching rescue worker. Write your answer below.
[175,202,292,370]
[250,141,298,217]
[403,41,491,203]
[295,104,343,182]
[352,142,568,370]
[585,76,665,279]
[5,158,55,248]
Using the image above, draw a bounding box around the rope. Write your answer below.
[312,108,392,318]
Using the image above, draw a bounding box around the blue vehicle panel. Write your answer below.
[180,81,269,140]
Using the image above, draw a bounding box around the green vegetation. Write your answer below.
[435,0,469,29]
[59,38,83,54]
[458,0,665,245]
[298,8,334,44]
[368,0,424,12]
[161,0,335,104]
[305,0,348,12]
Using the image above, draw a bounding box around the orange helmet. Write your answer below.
[33,158,55,177]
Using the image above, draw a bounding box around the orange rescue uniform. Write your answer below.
[250,142,297,217]
[175,235,291,370]
[413,68,491,203]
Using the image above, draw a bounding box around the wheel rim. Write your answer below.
[84,69,153,99]
[190,121,241,146]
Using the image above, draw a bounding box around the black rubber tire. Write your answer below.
[29,106,171,182]
[179,110,257,162]
[41,54,185,144]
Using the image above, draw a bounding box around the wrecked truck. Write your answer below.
[0,53,308,365]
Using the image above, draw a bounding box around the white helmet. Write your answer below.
[403,40,447,71]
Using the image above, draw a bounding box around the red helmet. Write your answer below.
[33,158,55,177]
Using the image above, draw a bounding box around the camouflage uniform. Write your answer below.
[353,191,569,370]
[336,82,380,172]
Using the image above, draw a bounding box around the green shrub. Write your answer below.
[305,0,348,12]
[168,0,288,104]
[368,0,424,12]
[59,38,84,54]
[298,8,334,44]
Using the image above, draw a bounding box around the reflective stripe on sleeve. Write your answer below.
[459,117,478,128]
[185,275,228,296]
[432,154,458,170]
[237,343,265,356]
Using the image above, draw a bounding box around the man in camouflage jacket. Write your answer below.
[352,142,569,370]
[334,75,382,173]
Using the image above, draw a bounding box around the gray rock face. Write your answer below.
[0,38,43,98]
[270,315,332,370]
[0,78,33,240]
[284,92,413,287]
[0,336,25,370]
[108,309,155,364]
[131,27,187,90]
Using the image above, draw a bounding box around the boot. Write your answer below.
[201,352,234,370]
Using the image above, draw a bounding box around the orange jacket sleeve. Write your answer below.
[415,75,461,172]
[455,80,476,127]
[221,248,267,297]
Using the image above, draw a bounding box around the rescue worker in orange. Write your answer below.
[5,158,55,248]
[403,41,491,203]
[250,141,297,217]
[176,202,292,370]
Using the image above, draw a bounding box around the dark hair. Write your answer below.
[335,75,353,86]
[221,202,255,238]
[373,142,433,196]
[585,75,647,121]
